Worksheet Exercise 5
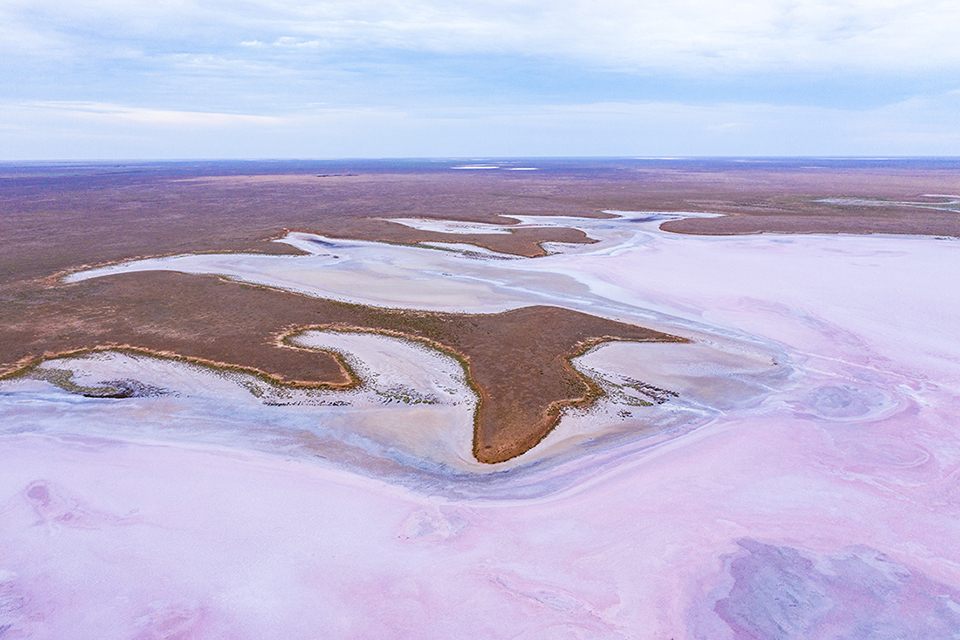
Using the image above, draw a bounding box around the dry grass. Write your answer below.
[0,271,682,463]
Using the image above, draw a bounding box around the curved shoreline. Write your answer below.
[2,288,687,464]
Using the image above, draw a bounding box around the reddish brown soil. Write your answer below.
[2,159,958,462]
[0,271,681,463]
[4,159,958,289]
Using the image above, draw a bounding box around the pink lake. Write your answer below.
[3,214,960,638]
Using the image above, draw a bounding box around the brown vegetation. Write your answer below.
[4,159,958,290]
[0,271,681,463]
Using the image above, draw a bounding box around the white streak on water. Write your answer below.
[381,218,517,234]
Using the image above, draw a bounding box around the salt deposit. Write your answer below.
[4,212,960,638]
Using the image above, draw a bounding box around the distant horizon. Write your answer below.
[4,155,960,165]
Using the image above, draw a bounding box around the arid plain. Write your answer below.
[2,158,960,638]
[4,159,959,458]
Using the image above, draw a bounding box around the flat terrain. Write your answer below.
[3,158,959,287]
[2,271,680,463]
[2,158,958,461]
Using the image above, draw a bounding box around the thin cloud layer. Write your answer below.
[19,101,282,126]
[4,95,958,159]
[1,0,958,157]
[6,0,960,72]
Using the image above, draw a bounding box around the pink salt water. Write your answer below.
[3,215,960,638]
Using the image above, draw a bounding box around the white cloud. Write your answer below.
[14,101,282,127]
[2,94,959,159]
[4,0,960,74]
[273,36,324,48]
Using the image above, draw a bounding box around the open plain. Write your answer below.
[2,158,960,638]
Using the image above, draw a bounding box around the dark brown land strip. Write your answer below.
[0,271,682,463]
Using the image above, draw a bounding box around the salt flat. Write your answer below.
[4,213,960,638]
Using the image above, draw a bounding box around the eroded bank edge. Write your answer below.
[2,325,687,464]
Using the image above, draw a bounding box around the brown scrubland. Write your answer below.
[1,271,681,463]
[1,159,958,461]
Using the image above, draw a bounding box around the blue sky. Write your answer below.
[2,0,959,159]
